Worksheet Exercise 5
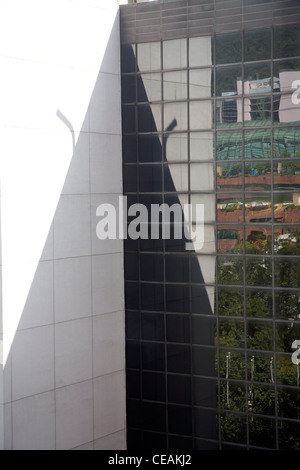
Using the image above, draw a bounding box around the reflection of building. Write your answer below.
[121,0,300,452]
[3,0,300,452]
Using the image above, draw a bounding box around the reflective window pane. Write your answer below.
[167,344,191,374]
[122,44,136,73]
[191,255,216,285]
[278,420,300,450]
[165,163,189,192]
[244,63,272,96]
[193,348,217,377]
[278,387,300,420]
[216,130,243,161]
[163,39,187,70]
[217,162,243,191]
[244,96,272,125]
[273,59,300,92]
[247,352,275,383]
[216,66,242,97]
[138,73,162,102]
[123,105,136,134]
[245,257,272,287]
[220,380,246,412]
[247,320,274,351]
[219,350,245,380]
[273,160,300,191]
[122,75,136,103]
[142,342,165,371]
[190,100,213,131]
[217,193,243,224]
[246,289,273,319]
[220,413,247,445]
[217,256,243,285]
[249,417,276,449]
[139,135,162,163]
[190,162,214,192]
[140,254,164,282]
[244,161,272,191]
[141,283,164,312]
[274,127,300,159]
[274,257,300,288]
[165,133,188,162]
[216,98,241,127]
[245,193,272,224]
[165,254,190,283]
[192,193,216,224]
[123,135,137,163]
[190,69,213,99]
[139,164,162,192]
[275,289,300,320]
[137,42,161,71]
[244,29,271,62]
[244,129,271,159]
[274,93,300,125]
[217,226,243,254]
[245,226,272,255]
[189,36,213,67]
[166,314,190,343]
[219,318,245,348]
[164,102,188,132]
[218,287,243,316]
[276,355,299,386]
[142,313,165,341]
[138,104,162,132]
[163,71,187,101]
[276,321,300,353]
[190,132,214,161]
[216,32,242,64]
[274,24,300,59]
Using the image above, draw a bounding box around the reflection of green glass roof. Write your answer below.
[216,122,300,160]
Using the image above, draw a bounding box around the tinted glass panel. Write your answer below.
[274,25,300,59]
[216,32,242,64]
[216,66,242,97]
[244,29,271,62]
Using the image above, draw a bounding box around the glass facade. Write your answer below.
[121,22,300,450]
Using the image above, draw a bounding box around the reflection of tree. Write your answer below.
[217,228,300,448]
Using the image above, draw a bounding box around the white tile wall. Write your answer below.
[54,195,92,259]
[93,311,125,377]
[1,0,125,450]
[55,318,93,388]
[12,392,55,450]
[94,371,126,440]
[92,253,125,316]
[55,381,94,451]
[54,257,92,323]
[12,326,55,401]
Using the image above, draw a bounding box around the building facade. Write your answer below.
[1,0,300,452]
[0,0,126,450]
[121,0,300,450]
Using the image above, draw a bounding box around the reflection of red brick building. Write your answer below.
[217,202,300,251]
[217,174,300,189]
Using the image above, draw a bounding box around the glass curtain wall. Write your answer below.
[122,24,300,450]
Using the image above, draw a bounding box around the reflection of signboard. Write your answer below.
[279,72,300,123]
[292,340,300,365]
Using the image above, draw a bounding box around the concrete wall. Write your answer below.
[0,0,126,450]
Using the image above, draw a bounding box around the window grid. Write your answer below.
[122,26,300,450]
